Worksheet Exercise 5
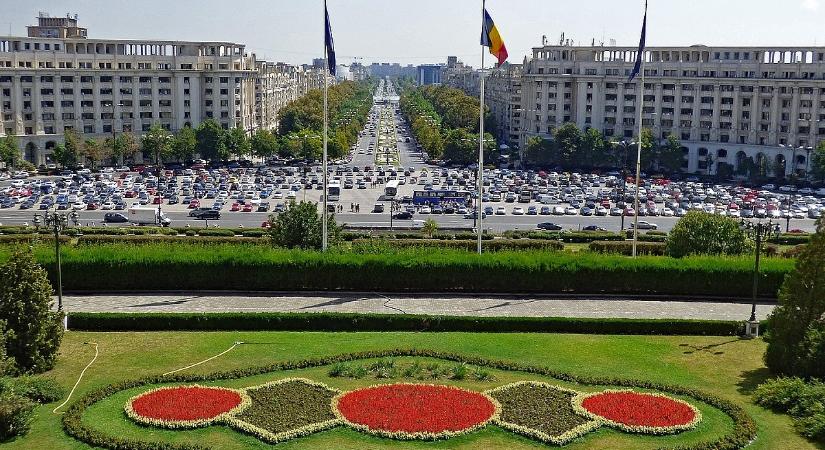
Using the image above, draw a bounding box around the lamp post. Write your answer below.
[156,134,173,226]
[739,219,781,337]
[43,208,69,330]
[612,140,635,232]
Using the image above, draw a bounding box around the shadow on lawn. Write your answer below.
[735,367,772,396]
[678,338,742,355]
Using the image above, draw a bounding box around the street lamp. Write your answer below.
[42,208,69,330]
[612,140,635,231]
[739,218,781,337]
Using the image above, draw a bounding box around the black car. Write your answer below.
[393,211,413,220]
[537,222,563,231]
[188,208,221,220]
[582,225,608,232]
[257,202,270,212]
[103,213,129,223]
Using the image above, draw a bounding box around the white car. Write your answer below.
[71,201,86,210]
[662,207,674,217]
[512,207,524,215]
[564,206,577,215]
[631,221,658,230]
[495,206,506,215]
[101,202,115,210]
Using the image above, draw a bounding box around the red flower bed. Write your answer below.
[580,391,697,428]
[130,386,243,422]
[335,384,497,437]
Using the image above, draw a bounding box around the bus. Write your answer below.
[384,180,399,199]
[412,190,471,206]
[327,181,341,202]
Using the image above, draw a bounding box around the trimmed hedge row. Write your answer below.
[61,348,756,450]
[76,235,265,245]
[767,233,811,245]
[350,238,565,252]
[502,230,625,243]
[66,312,758,336]
[589,240,668,256]
[0,234,71,244]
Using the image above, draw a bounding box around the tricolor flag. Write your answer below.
[481,8,508,67]
[628,0,648,82]
[324,1,336,76]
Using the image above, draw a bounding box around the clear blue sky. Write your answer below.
[6,0,825,67]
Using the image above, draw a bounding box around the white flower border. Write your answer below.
[124,384,252,429]
[571,389,703,435]
[223,378,343,444]
[485,381,601,445]
[331,382,502,441]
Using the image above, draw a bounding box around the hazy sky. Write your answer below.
[6,0,825,67]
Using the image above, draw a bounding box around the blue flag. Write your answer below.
[325,1,336,76]
[628,0,647,82]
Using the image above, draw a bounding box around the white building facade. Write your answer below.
[520,44,825,176]
[0,15,331,165]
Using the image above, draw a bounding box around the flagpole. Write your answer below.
[477,0,486,255]
[322,0,329,252]
[632,20,645,258]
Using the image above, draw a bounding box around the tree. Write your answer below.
[250,129,279,159]
[81,138,108,170]
[636,128,656,172]
[55,129,82,169]
[0,136,20,170]
[665,211,750,258]
[810,141,825,183]
[553,123,583,168]
[442,128,476,165]
[267,201,340,249]
[105,132,138,165]
[195,119,225,161]
[171,126,197,162]
[141,124,172,165]
[580,127,607,169]
[422,218,439,238]
[0,248,63,374]
[764,218,825,378]
[658,134,684,174]
[225,127,250,160]
[524,136,554,167]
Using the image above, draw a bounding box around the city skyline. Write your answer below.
[5,0,825,67]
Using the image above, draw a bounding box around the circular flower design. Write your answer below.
[126,385,250,428]
[334,383,498,439]
[573,390,701,434]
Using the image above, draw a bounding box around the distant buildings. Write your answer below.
[0,13,332,165]
[417,65,443,86]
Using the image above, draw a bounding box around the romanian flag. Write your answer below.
[481,8,508,67]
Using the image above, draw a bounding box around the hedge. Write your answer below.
[0,235,71,244]
[589,240,667,256]
[66,312,761,336]
[0,243,791,297]
[61,348,756,450]
[767,233,811,245]
[350,238,564,252]
[502,230,624,243]
[75,235,266,245]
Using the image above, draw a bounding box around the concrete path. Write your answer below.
[59,293,776,321]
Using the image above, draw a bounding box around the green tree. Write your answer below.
[267,201,340,249]
[250,129,280,159]
[810,141,825,183]
[442,128,476,165]
[422,218,439,238]
[580,128,607,169]
[0,248,63,374]
[658,134,684,174]
[225,127,250,160]
[55,129,82,169]
[635,128,656,172]
[81,138,108,170]
[553,123,583,168]
[141,124,172,165]
[104,132,138,165]
[764,218,825,378]
[0,136,19,170]
[665,211,750,258]
[195,119,225,161]
[170,126,197,162]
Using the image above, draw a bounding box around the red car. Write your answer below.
[188,200,200,209]
[242,203,254,212]
[261,221,271,229]
[86,203,99,210]
[231,202,241,212]
[152,196,162,204]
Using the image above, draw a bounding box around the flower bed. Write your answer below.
[333,383,499,440]
[486,381,600,445]
[573,389,702,434]
[125,385,250,428]
[226,378,341,444]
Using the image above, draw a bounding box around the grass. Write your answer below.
[4,331,820,449]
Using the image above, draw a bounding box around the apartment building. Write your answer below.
[520,44,825,175]
[0,14,331,165]
[484,64,522,150]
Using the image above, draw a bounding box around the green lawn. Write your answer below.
[4,331,821,449]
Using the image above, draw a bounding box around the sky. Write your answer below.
[6,0,825,68]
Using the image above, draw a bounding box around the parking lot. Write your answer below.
[1,78,823,233]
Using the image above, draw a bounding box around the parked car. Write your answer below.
[537,222,563,231]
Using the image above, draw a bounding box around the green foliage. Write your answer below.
[81,138,108,170]
[67,311,752,335]
[421,218,439,238]
[105,132,139,164]
[194,119,226,161]
[55,129,82,168]
[666,211,749,258]
[267,201,340,249]
[0,136,19,170]
[658,134,686,173]
[525,136,555,167]
[0,376,63,403]
[768,233,812,245]
[754,378,825,442]
[0,392,35,441]
[811,141,825,183]
[588,240,667,256]
[140,123,172,164]
[170,126,197,162]
[249,129,279,159]
[351,238,564,252]
[765,219,825,378]
[0,249,63,374]
[224,127,250,160]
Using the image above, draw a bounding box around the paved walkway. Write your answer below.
[59,293,776,321]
